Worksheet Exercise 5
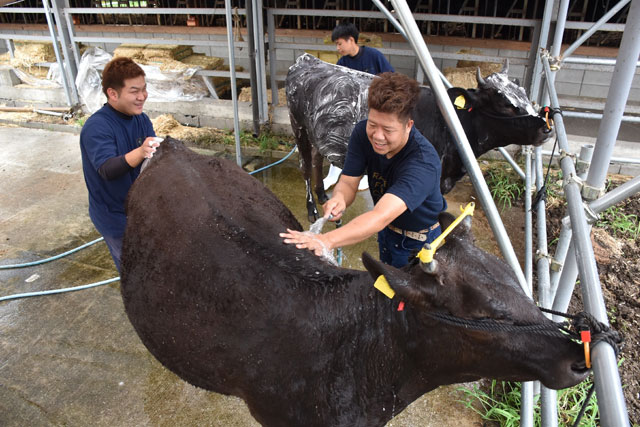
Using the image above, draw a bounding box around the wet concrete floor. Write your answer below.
[1,126,486,426]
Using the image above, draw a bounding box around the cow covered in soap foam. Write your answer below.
[286,53,553,221]
[121,138,586,427]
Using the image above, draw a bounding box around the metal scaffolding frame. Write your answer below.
[0,1,637,424]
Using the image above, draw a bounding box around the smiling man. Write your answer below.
[80,57,158,273]
[281,73,446,267]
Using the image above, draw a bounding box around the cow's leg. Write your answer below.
[312,147,329,206]
[292,125,319,223]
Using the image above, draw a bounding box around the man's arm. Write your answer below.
[322,174,360,220]
[281,192,407,256]
[124,137,160,168]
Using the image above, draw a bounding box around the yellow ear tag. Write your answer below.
[374,275,395,299]
[454,95,466,109]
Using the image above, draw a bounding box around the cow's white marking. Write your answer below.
[485,73,538,116]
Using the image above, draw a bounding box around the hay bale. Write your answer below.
[113,44,146,61]
[443,48,504,89]
[444,65,503,89]
[142,44,193,61]
[181,54,224,70]
[455,48,501,69]
[238,87,287,106]
[13,40,56,64]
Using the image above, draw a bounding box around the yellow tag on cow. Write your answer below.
[454,95,466,109]
[374,275,395,299]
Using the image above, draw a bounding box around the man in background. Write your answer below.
[332,21,394,75]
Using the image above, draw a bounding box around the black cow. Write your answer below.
[286,53,553,222]
[121,138,588,427]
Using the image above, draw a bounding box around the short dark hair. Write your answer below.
[368,72,420,123]
[331,21,359,44]
[102,56,146,97]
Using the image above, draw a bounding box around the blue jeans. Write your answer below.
[377,224,442,268]
[103,234,123,274]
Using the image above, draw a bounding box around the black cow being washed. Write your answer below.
[121,138,588,427]
[286,53,554,222]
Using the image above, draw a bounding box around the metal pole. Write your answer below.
[372,0,453,88]
[543,55,629,427]
[267,9,278,107]
[42,0,73,107]
[255,0,268,123]
[551,0,570,56]
[225,0,242,167]
[389,0,529,295]
[564,110,640,123]
[528,0,556,105]
[497,147,525,180]
[561,0,631,60]
[586,0,640,192]
[246,0,260,136]
[50,0,79,106]
[524,148,533,293]
[534,146,557,427]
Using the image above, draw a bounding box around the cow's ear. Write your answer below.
[438,211,473,237]
[447,88,476,111]
[362,252,422,302]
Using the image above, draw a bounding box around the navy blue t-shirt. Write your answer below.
[337,46,394,75]
[341,120,446,231]
[80,103,155,238]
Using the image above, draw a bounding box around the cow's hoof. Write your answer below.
[308,214,318,224]
[317,193,329,204]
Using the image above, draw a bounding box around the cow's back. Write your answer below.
[120,139,350,395]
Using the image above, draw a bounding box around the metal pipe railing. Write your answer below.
[561,0,632,60]
[543,53,630,427]
[224,0,241,167]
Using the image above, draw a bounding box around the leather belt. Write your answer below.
[387,222,440,242]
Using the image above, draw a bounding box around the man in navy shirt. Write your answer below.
[324,21,395,192]
[332,21,394,75]
[80,57,158,273]
[281,73,446,268]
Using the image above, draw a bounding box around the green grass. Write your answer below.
[597,205,640,240]
[484,164,525,210]
[458,378,599,426]
[193,129,294,152]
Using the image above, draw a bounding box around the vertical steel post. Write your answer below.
[246,0,260,135]
[49,0,79,105]
[267,9,278,107]
[586,0,640,190]
[534,147,557,427]
[225,0,242,167]
[42,0,73,106]
[253,0,268,123]
[528,0,556,105]
[524,148,533,290]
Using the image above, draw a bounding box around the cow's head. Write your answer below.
[362,212,589,390]
[447,62,554,153]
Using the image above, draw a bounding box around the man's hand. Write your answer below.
[125,136,162,168]
[322,197,346,221]
[280,229,331,256]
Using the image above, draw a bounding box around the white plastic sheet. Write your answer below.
[75,47,208,113]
